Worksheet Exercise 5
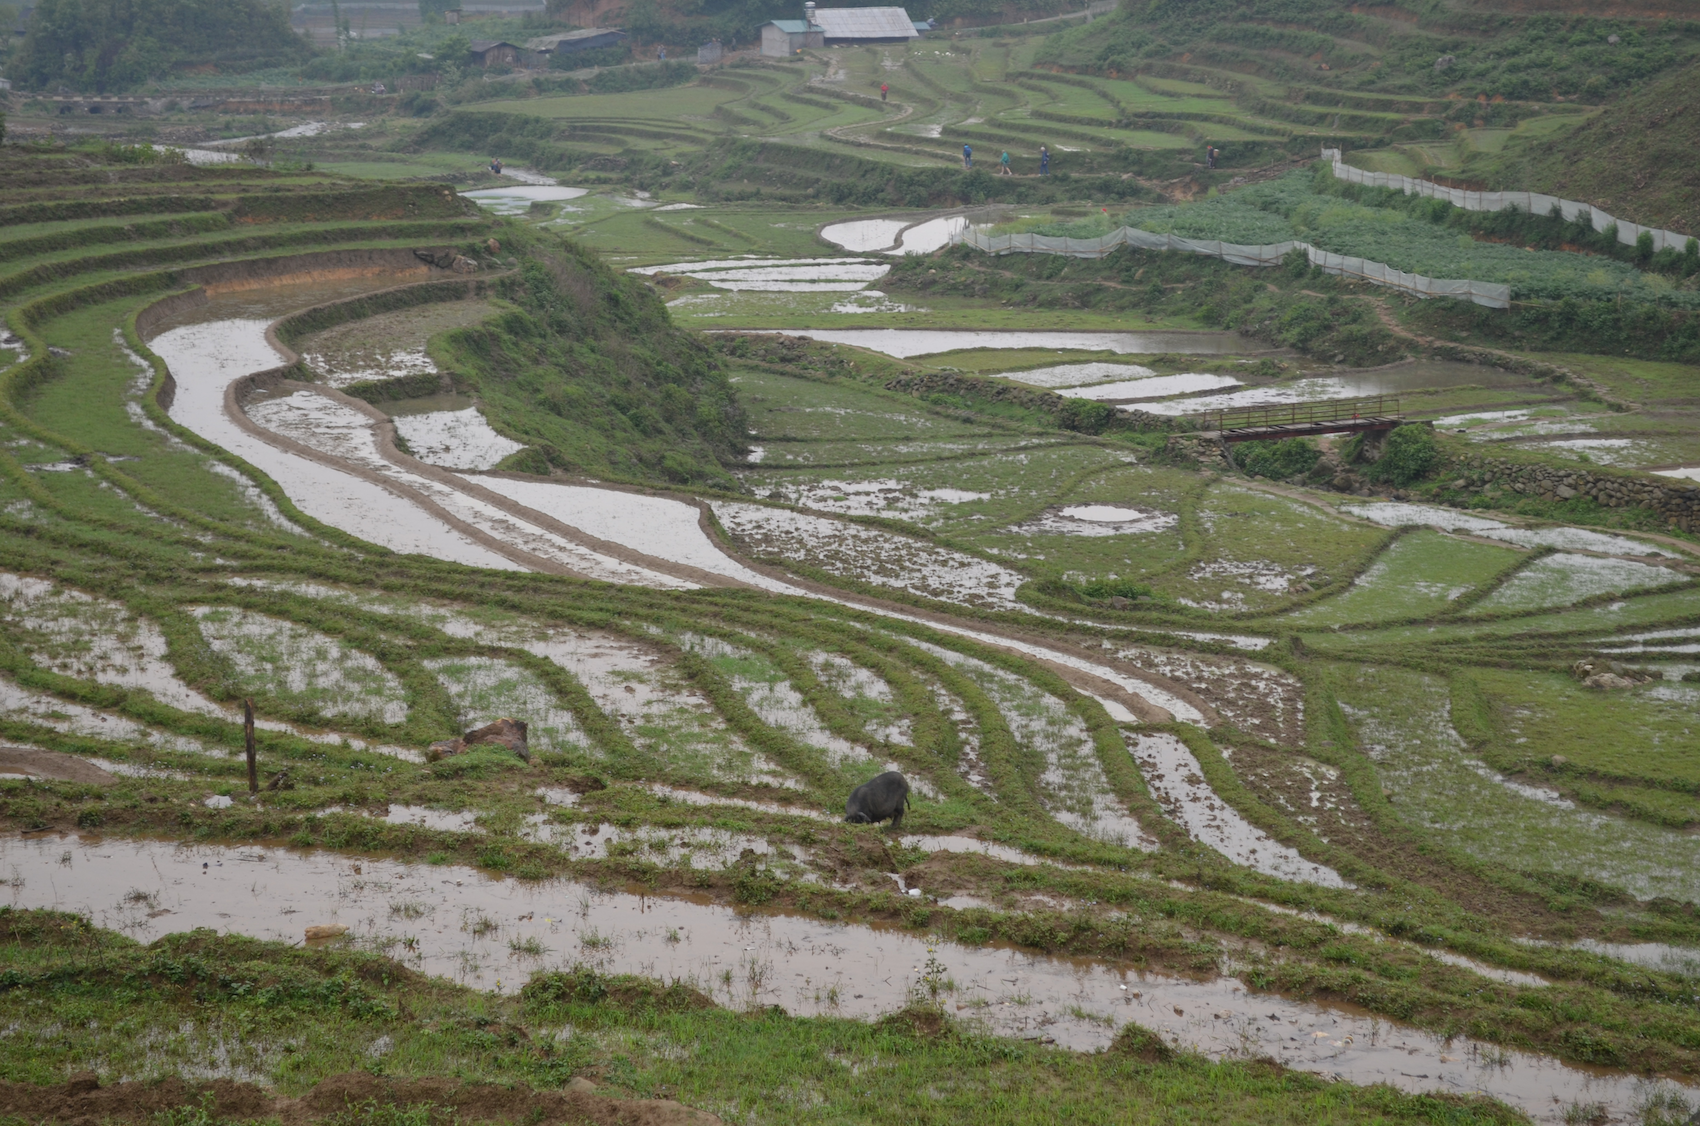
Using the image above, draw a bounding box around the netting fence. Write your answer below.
[1322,148,1696,256]
[952,223,1512,308]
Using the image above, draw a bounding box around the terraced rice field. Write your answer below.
[1,126,1699,1126]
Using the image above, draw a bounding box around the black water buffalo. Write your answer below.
[846,770,910,827]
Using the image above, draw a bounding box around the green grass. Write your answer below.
[1286,530,1524,627]
[1328,662,1700,904]
[1467,667,1700,797]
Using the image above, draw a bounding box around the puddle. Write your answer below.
[462,186,590,215]
[384,805,481,833]
[1653,466,1700,483]
[734,330,1253,359]
[1008,506,1177,537]
[150,320,520,571]
[820,219,912,252]
[1060,374,1243,401]
[1129,733,1349,887]
[4,835,1684,1123]
[888,217,969,255]
[391,409,527,471]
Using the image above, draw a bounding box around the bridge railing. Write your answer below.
[1193,395,1401,434]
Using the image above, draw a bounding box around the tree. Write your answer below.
[13,0,314,92]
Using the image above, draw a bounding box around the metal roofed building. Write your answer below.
[526,28,628,55]
[762,3,917,55]
[762,16,825,57]
[812,5,919,42]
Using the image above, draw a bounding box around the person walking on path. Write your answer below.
[1206,145,1217,169]
[962,143,972,170]
[880,83,888,102]
[1039,145,1049,175]
[999,150,1012,175]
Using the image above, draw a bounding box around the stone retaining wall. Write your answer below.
[1451,454,1700,531]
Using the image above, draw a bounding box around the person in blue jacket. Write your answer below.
[962,143,972,170]
[1039,145,1049,175]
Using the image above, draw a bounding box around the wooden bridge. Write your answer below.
[1193,395,1404,443]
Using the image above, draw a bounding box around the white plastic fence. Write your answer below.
[953,225,1512,308]
[1323,148,1696,255]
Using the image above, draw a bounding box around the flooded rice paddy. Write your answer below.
[1130,733,1348,887]
[5,834,1688,1125]
[741,329,1255,358]
[463,186,591,215]
[819,218,911,252]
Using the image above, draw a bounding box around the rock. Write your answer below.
[466,717,529,761]
[1108,595,1131,609]
[568,1077,597,1093]
[485,238,501,254]
[1556,485,1576,499]
[426,738,465,762]
[304,924,349,941]
[450,255,480,273]
[1551,755,1568,767]
[429,717,529,763]
[1583,673,1637,690]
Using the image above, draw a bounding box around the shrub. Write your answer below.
[1362,424,1442,486]
[1078,577,1156,601]
[1236,437,1321,479]
[1056,397,1115,433]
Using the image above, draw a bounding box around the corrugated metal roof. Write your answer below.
[812,6,917,39]
[769,19,812,32]
[527,28,625,49]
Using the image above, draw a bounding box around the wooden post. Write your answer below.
[244,698,257,794]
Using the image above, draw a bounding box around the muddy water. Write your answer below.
[7,835,1685,1123]
[149,320,520,570]
[820,219,910,252]
[1130,733,1348,888]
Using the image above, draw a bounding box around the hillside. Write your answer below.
[436,231,750,489]
[9,0,314,92]
[1037,0,1698,101]
[1465,56,1700,236]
